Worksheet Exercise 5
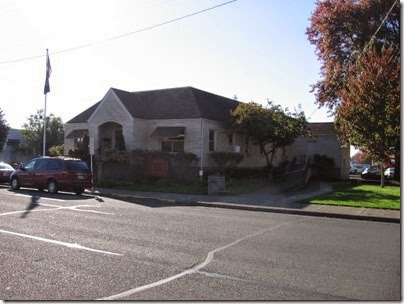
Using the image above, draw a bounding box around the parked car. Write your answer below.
[384,168,395,179]
[361,166,381,180]
[10,157,92,195]
[0,162,15,183]
[349,166,358,174]
[350,163,370,174]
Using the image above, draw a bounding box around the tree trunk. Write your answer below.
[381,167,385,188]
[394,148,400,181]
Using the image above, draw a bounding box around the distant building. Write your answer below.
[0,129,35,164]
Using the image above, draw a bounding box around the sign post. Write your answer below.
[89,137,95,194]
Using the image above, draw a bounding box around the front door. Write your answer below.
[19,159,37,186]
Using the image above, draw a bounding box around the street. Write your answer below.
[0,185,400,300]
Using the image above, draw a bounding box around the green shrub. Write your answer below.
[49,144,64,156]
[210,152,244,175]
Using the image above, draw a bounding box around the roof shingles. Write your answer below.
[67,87,238,124]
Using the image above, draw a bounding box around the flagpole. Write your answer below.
[43,93,47,156]
[43,49,48,157]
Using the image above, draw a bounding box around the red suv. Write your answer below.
[10,157,92,195]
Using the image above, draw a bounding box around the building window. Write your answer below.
[245,135,250,154]
[161,132,184,153]
[102,138,112,149]
[115,130,126,151]
[228,133,234,145]
[209,130,215,152]
[74,137,83,149]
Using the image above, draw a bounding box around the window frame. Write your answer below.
[209,130,216,152]
[160,131,185,153]
[245,135,250,155]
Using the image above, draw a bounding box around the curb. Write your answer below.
[94,191,400,224]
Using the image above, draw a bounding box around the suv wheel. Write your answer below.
[47,180,58,194]
[11,177,20,190]
[75,188,84,195]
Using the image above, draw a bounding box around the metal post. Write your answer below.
[199,119,204,183]
[91,154,94,194]
[43,93,47,156]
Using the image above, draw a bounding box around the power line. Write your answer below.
[0,0,237,65]
[308,0,398,120]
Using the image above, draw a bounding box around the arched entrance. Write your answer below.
[98,122,126,153]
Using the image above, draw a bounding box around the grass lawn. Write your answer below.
[307,183,400,210]
[97,178,266,195]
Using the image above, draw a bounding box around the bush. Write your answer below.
[49,145,64,156]
[130,149,199,166]
[99,149,131,163]
[210,152,244,175]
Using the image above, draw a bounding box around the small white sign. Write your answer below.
[89,137,95,155]
[199,170,204,177]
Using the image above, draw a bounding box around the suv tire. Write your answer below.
[75,188,84,195]
[11,177,20,190]
[47,179,58,194]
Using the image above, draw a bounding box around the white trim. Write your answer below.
[87,88,133,123]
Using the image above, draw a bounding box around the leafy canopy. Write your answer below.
[0,108,10,153]
[336,46,399,162]
[307,0,400,182]
[306,0,399,109]
[227,101,307,167]
[20,109,64,156]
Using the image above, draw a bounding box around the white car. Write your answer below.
[384,168,395,179]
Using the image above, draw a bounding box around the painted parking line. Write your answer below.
[100,222,297,300]
[0,229,122,256]
[0,202,114,217]
[14,193,66,202]
[0,207,61,217]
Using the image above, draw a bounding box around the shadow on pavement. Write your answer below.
[20,195,40,219]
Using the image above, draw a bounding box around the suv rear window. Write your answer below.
[66,161,89,171]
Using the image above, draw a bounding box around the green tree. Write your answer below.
[0,108,9,153]
[227,101,307,168]
[20,109,64,156]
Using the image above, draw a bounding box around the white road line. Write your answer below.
[0,208,60,217]
[100,221,295,300]
[0,229,122,256]
[0,202,114,216]
[14,193,66,202]
[68,208,114,215]
[38,203,114,215]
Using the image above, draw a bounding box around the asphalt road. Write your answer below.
[0,186,400,300]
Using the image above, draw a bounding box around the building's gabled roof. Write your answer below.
[67,101,101,123]
[67,87,239,123]
[307,122,339,135]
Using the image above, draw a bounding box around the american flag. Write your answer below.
[44,52,52,94]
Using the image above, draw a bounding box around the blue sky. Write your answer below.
[0,0,331,130]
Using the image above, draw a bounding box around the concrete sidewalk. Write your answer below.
[91,182,400,223]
